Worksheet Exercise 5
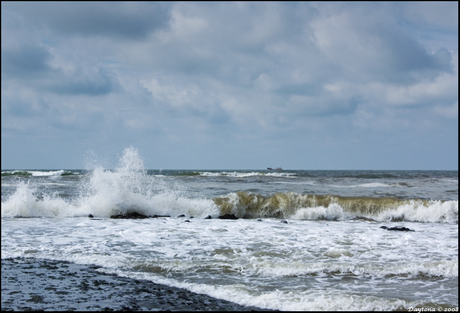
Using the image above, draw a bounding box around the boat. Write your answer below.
[267,167,283,171]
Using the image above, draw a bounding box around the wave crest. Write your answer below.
[213,191,458,223]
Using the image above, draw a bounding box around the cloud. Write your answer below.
[401,2,458,31]
[433,101,458,119]
[5,2,172,40]
[1,2,458,169]
[311,5,453,86]
[1,44,52,77]
[47,68,116,96]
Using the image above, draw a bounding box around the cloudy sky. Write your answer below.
[1,2,458,170]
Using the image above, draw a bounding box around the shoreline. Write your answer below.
[1,257,270,311]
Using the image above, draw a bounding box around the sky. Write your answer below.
[1,2,458,170]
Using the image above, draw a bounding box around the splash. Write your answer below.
[1,147,219,218]
[1,181,76,217]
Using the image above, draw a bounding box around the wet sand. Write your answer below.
[1,258,270,311]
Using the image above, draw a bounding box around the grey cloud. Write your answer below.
[1,98,42,118]
[401,2,458,31]
[2,41,117,96]
[6,2,172,40]
[376,26,451,75]
[275,84,321,97]
[308,4,455,86]
[141,3,318,79]
[48,80,113,96]
[433,48,453,71]
[49,110,105,133]
[47,70,116,96]
[1,45,52,77]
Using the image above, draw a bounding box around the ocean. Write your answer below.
[1,147,458,311]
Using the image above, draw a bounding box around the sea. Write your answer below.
[1,147,458,311]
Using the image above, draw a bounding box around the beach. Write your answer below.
[1,257,269,311]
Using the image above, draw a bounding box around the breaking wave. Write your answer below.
[213,191,458,223]
[1,147,218,219]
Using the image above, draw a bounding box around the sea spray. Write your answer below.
[78,147,218,218]
[1,181,75,217]
[2,147,219,218]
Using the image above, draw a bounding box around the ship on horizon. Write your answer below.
[267,167,283,171]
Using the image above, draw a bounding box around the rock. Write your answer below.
[110,212,148,219]
[88,214,94,218]
[205,215,212,219]
[177,214,186,218]
[280,220,288,224]
[184,220,190,223]
[218,214,238,220]
[380,226,414,232]
[257,219,262,221]
[150,215,170,218]
[350,216,376,222]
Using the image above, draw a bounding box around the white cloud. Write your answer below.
[169,9,209,39]
[140,78,201,107]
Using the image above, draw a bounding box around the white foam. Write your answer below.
[237,257,458,278]
[199,171,295,178]
[291,203,348,220]
[30,170,65,176]
[270,181,316,185]
[375,200,458,223]
[332,182,391,188]
[265,172,296,177]
[107,270,414,311]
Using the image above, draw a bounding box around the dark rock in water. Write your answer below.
[88,214,94,218]
[110,212,148,219]
[380,226,414,232]
[184,220,190,223]
[205,215,212,219]
[218,214,239,220]
[190,216,194,218]
[150,215,171,218]
[177,214,186,218]
[257,219,262,221]
[350,216,376,222]
[280,220,288,224]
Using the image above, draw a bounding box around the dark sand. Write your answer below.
[1,257,270,311]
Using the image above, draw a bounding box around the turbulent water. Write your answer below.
[1,147,458,311]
